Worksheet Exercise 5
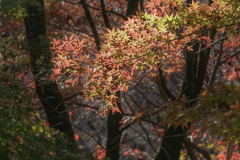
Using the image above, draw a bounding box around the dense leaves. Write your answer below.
[50,0,240,159]
[51,0,240,109]
[1,0,240,159]
[0,66,94,159]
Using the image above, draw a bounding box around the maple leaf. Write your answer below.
[74,134,79,140]
[111,106,122,114]
[62,60,72,68]
[53,68,61,75]
[124,150,130,155]
[230,100,239,109]
[50,74,55,81]
[131,32,138,39]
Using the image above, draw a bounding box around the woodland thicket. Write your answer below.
[0,0,240,160]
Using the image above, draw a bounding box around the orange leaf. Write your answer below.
[112,106,122,114]
[74,134,79,140]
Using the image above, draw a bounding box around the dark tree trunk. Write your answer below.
[100,0,112,30]
[155,28,216,159]
[24,0,74,139]
[106,91,123,160]
[126,0,139,20]
[80,0,101,51]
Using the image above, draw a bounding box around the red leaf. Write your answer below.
[112,106,122,114]
[134,149,139,153]
[53,68,61,75]
[74,134,79,140]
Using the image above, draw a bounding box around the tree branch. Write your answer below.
[208,32,226,86]
[219,48,240,65]
[64,92,83,101]
[139,121,157,153]
[158,68,176,101]
[183,137,211,160]
[100,0,112,29]
[80,0,101,51]
[130,126,157,152]
[63,0,125,19]
[183,137,198,160]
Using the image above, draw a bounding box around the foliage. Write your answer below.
[0,3,94,157]
[50,0,240,159]
[0,63,95,160]
[51,0,239,109]
[0,0,27,20]
[1,0,240,159]
[195,82,240,141]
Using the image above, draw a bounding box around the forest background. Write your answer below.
[0,0,240,159]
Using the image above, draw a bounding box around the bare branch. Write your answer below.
[135,87,160,108]
[139,121,157,153]
[72,123,105,149]
[76,102,99,110]
[63,0,125,19]
[123,94,135,114]
[64,92,83,101]
[194,35,228,55]
[100,0,112,29]
[226,140,236,160]
[130,126,157,152]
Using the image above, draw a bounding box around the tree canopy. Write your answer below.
[1,0,240,159]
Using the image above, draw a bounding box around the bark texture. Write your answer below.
[24,0,74,139]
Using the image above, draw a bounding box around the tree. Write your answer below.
[51,0,240,159]
[23,0,75,140]
[0,18,93,160]
[1,0,240,159]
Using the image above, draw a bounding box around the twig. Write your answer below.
[219,48,240,65]
[123,93,135,114]
[194,35,228,55]
[63,0,125,19]
[64,92,83,101]
[226,140,236,160]
[130,126,157,152]
[71,123,105,149]
[80,0,101,51]
[100,0,112,29]
[139,121,157,153]
[76,102,99,110]
[134,87,160,108]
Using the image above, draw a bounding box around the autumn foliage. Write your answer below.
[1,0,240,159]
[49,0,240,159]
[51,0,239,108]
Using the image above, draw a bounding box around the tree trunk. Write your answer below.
[155,28,216,160]
[126,0,139,20]
[24,0,74,140]
[106,1,139,159]
[106,91,123,160]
